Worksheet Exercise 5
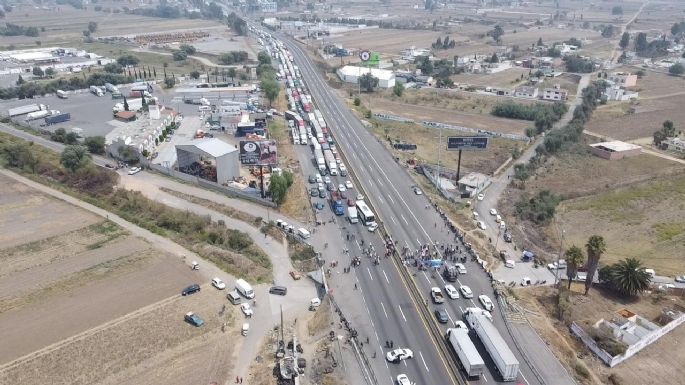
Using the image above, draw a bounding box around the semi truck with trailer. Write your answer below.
[446,328,485,378]
[314,148,326,173]
[8,104,47,117]
[323,149,337,175]
[44,112,71,125]
[90,85,105,96]
[25,110,53,121]
[465,310,519,381]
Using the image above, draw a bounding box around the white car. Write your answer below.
[490,208,497,216]
[356,194,364,201]
[477,221,486,230]
[455,263,467,274]
[128,166,141,175]
[472,211,479,219]
[500,221,506,229]
[211,278,226,290]
[444,284,459,299]
[479,295,494,311]
[396,374,411,385]
[460,285,473,298]
[367,222,378,232]
[505,259,516,268]
[338,184,347,192]
[345,180,353,189]
[477,193,484,201]
[240,303,253,317]
[454,320,468,330]
[324,176,331,184]
[386,348,414,362]
[675,276,685,283]
[495,214,502,223]
[414,187,423,195]
[315,174,322,183]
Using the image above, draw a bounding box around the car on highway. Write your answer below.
[345,180,353,189]
[434,309,449,323]
[460,285,473,298]
[128,166,141,175]
[676,276,685,283]
[338,184,346,192]
[317,182,324,191]
[386,348,414,363]
[479,295,494,311]
[315,174,322,184]
[477,193,484,201]
[327,183,336,192]
[414,187,422,195]
[477,221,486,230]
[318,190,326,199]
[308,175,316,183]
[444,284,459,299]
[347,198,355,207]
[454,320,468,330]
[396,374,411,385]
[240,303,254,317]
[181,284,201,296]
[184,312,204,327]
[211,278,226,290]
[340,191,348,199]
[367,222,378,232]
[310,188,318,197]
[455,263,467,274]
[490,208,497,216]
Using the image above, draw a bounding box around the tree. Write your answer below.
[60,145,90,173]
[83,30,91,38]
[50,127,67,143]
[269,173,288,205]
[257,51,271,66]
[662,120,675,137]
[392,82,404,97]
[16,75,25,86]
[172,50,187,61]
[123,96,130,112]
[537,37,543,46]
[261,78,279,106]
[64,132,79,145]
[584,235,607,295]
[634,32,648,53]
[190,70,200,79]
[44,67,54,77]
[87,21,97,33]
[2,142,37,171]
[669,63,684,76]
[228,68,236,83]
[611,6,623,15]
[415,56,433,75]
[619,32,630,50]
[84,136,105,154]
[104,63,123,73]
[32,66,44,77]
[353,97,361,106]
[358,72,379,92]
[489,53,499,63]
[164,77,176,88]
[492,25,504,43]
[178,44,196,55]
[117,54,140,67]
[606,258,651,297]
[565,245,585,289]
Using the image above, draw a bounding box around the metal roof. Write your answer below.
[177,138,237,158]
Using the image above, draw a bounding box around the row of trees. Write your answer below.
[227,12,247,36]
[0,23,40,37]
[563,55,595,73]
[492,101,568,133]
[653,120,677,147]
[172,44,197,61]
[218,51,249,65]
[268,170,294,205]
[0,72,134,100]
[431,36,456,50]
[257,51,279,106]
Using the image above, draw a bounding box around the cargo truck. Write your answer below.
[446,328,485,378]
[44,112,71,125]
[347,206,359,224]
[25,110,52,121]
[90,85,104,97]
[314,148,326,173]
[8,103,47,117]
[465,310,519,381]
[323,149,337,175]
[104,83,119,93]
[329,192,345,215]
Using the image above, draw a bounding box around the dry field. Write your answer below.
[452,67,530,88]
[327,28,459,56]
[368,90,533,135]
[0,175,231,384]
[627,1,685,32]
[518,283,685,385]
[557,173,685,276]
[499,150,684,261]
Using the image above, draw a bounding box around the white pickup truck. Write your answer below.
[430,287,445,304]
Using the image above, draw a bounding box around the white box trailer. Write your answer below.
[465,311,519,381]
[314,148,326,172]
[323,149,337,175]
[8,103,47,117]
[235,278,254,299]
[446,328,485,378]
[347,206,359,224]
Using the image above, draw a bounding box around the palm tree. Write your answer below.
[608,258,651,297]
[584,235,607,295]
[565,245,585,290]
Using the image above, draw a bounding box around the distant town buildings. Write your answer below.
[542,84,568,101]
[607,72,638,87]
[336,66,396,88]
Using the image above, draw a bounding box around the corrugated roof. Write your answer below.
[177,138,237,157]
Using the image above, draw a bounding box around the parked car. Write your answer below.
[240,303,254,317]
[308,175,316,183]
[490,208,497,216]
[504,232,513,242]
[269,286,288,296]
[318,190,327,199]
[477,193,484,201]
[310,188,318,197]
[414,187,422,195]
[128,166,141,175]
[184,312,204,327]
[181,284,201,296]
[477,221,486,230]
[675,276,685,283]
[211,278,226,290]
[290,271,302,280]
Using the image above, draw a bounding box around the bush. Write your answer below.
[218,51,248,65]
[492,101,567,133]
[172,50,187,61]
[515,190,561,224]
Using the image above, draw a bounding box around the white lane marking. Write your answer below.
[380,302,388,319]
[419,351,430,372]
[387,194,395,204]
[446,310,454,325]
[483,373,489,382]
[401,215,409,225]
[383,269,390,284]
[519,370,530,385]
[422,271,431,285]
[398,305,407,322]
[403,360,407,367]
[391,216,397,225]
[367,268,374,280]
[459,306,464,314]
[470,299,476,307]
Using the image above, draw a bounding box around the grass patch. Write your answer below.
[160,187,261,226]
[652,222,685,242]
[287,235,316,262]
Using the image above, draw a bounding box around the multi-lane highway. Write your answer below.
[264,30,547,385]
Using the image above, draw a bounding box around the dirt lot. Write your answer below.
[452,67,531,88]
[499,150,684,261]
[517,283,685,385]
[0,175,223,384]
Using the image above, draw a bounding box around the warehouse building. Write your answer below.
[336,66,396,88]
[589,141,642,160]
[176,139,240,185]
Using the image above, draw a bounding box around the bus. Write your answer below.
[355,201,376,226]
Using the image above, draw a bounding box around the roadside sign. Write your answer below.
[359,50,370,62]
[446,136,489,151]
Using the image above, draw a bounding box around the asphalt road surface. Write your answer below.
[275,34,547,385]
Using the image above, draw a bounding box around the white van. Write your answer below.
[297,228,310,239]
[235,278,254,299]
[198,105,211,112]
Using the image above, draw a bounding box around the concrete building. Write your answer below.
[105,108,176,160]
[176,138,240,185]
[514,86,539,98]
[457,172,491,197]
[604,86,639,101]
[336,66,396,88]
[542,84,568,101]
[607,72,638,87]
[589,141,642,160]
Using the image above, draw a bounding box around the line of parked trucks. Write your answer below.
[7,103,71,125]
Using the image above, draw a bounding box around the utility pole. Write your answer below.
[554,219,564,286]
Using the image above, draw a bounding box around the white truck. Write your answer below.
[348,206,359,224]
[8,103,47,117]
[235,278,255,299]
[465,310,519,381]
[314,148,326,173]
[431,287,445,304]
[323,149,337,175]
[446,328,485,378]
[112,97,158,113]
[25,110,54,121]
[90,85,105,96]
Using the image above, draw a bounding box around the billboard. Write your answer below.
[446,136,489,151]
[239,140,278,165]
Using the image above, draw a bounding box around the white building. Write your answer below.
[336,66,396,88]
[542,84,568,101]
[176,139,240,185]
[604,86,639,101]
[514,86,539,99]
[258,0,277,13]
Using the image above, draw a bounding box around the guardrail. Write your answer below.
[329,297,378,385]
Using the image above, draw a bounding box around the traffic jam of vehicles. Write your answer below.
[257,29,524,384]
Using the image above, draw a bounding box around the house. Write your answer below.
[665,137,685,153]
[589,141,642,160]
[607,72,637,87]
[457,172,491,197]
[514,86,539,98]
[336,66,396,88]
[604,86,639,101]
[555,43,579,55]
[542,84,568,101]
